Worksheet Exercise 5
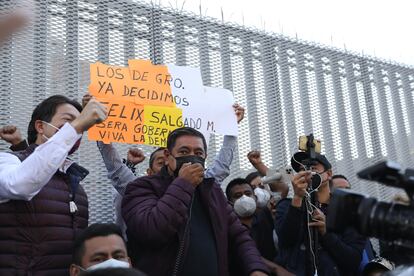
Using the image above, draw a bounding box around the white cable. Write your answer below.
[292,152,308,172]
[305,198,318,274]
[292,149,320,274]
[307,175,323,195]
[292,152,324,195]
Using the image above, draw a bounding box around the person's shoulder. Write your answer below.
[275,198,293,215]
[128,173,165,187]
[127,171,174,194]
[207,177,225,193]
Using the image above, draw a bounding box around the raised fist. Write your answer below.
[127,148,145,165]
[0,125,23,146]
[233,103,245,124]
[247,150,262,166]
[82,93,93,108]
[71,98,107,133]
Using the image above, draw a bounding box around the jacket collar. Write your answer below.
[27,143,38,154]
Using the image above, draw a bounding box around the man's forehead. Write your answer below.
[55,112,77,118]
[154,152,165,159]
[250,176,261,184]
[84,235,126,254]
[173,135,204,148]
[54,104,80,117]
[333,178,349,185]
[232,183,252,193]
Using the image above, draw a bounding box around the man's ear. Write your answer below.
[69,264,81,276]
[146,168,152,176]
[164,148,170,158]
[326,169,333,180]
[34,120,45,135]
[127,257,132,267]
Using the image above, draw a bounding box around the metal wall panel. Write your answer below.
[1,0,413,223]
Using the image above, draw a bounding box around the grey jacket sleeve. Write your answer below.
[205,135,237,186]
[97,141,136,196]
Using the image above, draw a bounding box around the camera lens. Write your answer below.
[358,199,414,242]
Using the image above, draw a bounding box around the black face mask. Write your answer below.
[311,173,322,189]
[173,155,205,177]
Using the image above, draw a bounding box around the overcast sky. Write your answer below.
[143,0,414,66]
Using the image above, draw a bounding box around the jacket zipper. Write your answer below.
[172,195,195,276]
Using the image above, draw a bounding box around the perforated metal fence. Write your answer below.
[1,0,414,223]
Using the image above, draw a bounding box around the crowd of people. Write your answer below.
[0,92,398,276]
[0,7,400,276]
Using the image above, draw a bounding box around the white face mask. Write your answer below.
[41,120,82,155]
[41,121,59,141]
[85,258,130,271]
[233,195,257,218]
[254,188,271,208]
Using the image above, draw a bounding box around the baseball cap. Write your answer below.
[291,151,332,173]
[363,257,395,274]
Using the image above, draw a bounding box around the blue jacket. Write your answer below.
[275,198,366,276]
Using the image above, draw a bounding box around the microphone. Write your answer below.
[261,166,293,185]
[261,173,283,184]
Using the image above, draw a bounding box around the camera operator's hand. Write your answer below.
[291,171,312,207]
[178,163,204,188]
[0,125,23,146]
[127,147,145,165]
[308,208,326,236]
[71,98,107,134]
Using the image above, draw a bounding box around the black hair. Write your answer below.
[245,171,261,185]
[330,174,351,189]
[149,147,166,169]
[72,223,125,266]
[332,174,348,181]
[225,178,253,200]
[83,268,147,276]
[166,127,207,153]
[27,95,82,144]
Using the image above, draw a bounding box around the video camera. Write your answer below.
[327,161,414,263]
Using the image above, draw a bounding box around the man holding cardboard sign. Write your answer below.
[0,95,107,275]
